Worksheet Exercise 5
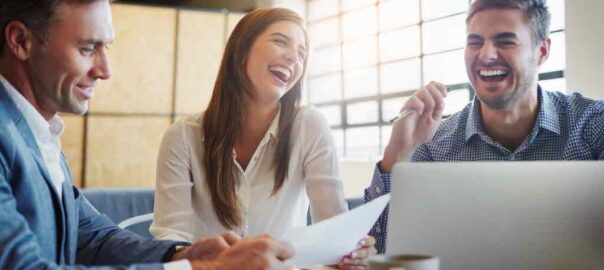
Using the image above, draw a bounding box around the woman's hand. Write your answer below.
[335,236,377,269]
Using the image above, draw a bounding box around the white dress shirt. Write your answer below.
[1,75,65,199]
[151,106,348,242]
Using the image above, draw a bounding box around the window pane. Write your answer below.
[347,101,379,124]
[421,0,468,21]
[381,125,392,153]
[309,45,341,75]
[342,0,377,12]
[344,67,378,98]
[345,127,380,159]
[539,78,566,93]
[317,105,342,126]
[331,128,345,156]
[379,0,420,31]
[309,17,340,47]
[422,14,466,54]
[540,32,565,73]
[443,88,471,115]
[382,96,411,122]
[309,74,342,103]
[343,36,377,69]
[308,0,340,22]
[380,25,421,62]
[423,49,467,85]
[549,0,565,31]
[380,58,422,93]
[342,6,377,41]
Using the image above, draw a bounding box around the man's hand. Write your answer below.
[190,234,294,270]
[336,236,377,270]
[172,231,241,262]
[381,81,447,172]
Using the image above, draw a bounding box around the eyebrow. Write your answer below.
[270,32,307,52]
[467,34,483,40]
[493,32,519,40]
[467,32,519,41]
[79,38,114,46]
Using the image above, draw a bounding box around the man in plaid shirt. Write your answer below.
[365,0,604,254]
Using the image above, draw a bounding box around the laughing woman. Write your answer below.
[150,8,375,269]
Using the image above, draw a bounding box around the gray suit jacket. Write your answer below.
[0,83,180,269]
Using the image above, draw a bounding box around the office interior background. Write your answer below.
[60,0,604,197]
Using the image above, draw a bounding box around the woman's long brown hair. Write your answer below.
[202,8,308,229]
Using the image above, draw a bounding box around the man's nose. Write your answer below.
[478,42,498,63]
[91,48,112,80]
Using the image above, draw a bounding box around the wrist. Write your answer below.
[382,144,415,173]
[170,245,189,261]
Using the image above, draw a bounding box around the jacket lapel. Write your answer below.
[60,154,78,264]
[0,83,60,200]
[0,83,67,263]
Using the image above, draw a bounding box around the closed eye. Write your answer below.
[496,40,516,47]
[273,38,287,46]
[80,47,96,56]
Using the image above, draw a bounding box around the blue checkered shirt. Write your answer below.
[364,87,604,253]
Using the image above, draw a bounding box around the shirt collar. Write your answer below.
[0,74,64,143]
[464,85,561,142]
[535,85,561,134]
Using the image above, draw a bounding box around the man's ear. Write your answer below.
[4,21,35,61]
[537,37,551,66]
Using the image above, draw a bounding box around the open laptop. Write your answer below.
[387,161,604,270]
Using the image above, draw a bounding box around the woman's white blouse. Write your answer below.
[150,106,348,242]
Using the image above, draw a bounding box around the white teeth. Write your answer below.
[479,69,508,77]
[269,66,291,82]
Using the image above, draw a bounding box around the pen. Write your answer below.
[388,86,450,124]
[388,109,416,124]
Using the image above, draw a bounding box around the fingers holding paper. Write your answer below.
[336,235,377,269]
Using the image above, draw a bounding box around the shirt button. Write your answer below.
[375,186,381,194]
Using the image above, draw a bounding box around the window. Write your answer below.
[306,0,566,160]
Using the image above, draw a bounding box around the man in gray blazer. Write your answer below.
[0,0,293,269]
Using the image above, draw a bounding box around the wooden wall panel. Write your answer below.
[174,10,225,115]
[90,4,176,114]
[85,116,171,188]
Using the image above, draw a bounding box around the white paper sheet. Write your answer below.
[281,194,391,267]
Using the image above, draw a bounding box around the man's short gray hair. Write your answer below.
[467,0,551,45]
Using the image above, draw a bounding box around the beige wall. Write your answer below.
[565,0,604,99]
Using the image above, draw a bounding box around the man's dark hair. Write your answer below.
[0,0,106,54]
[467,0,551,45]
